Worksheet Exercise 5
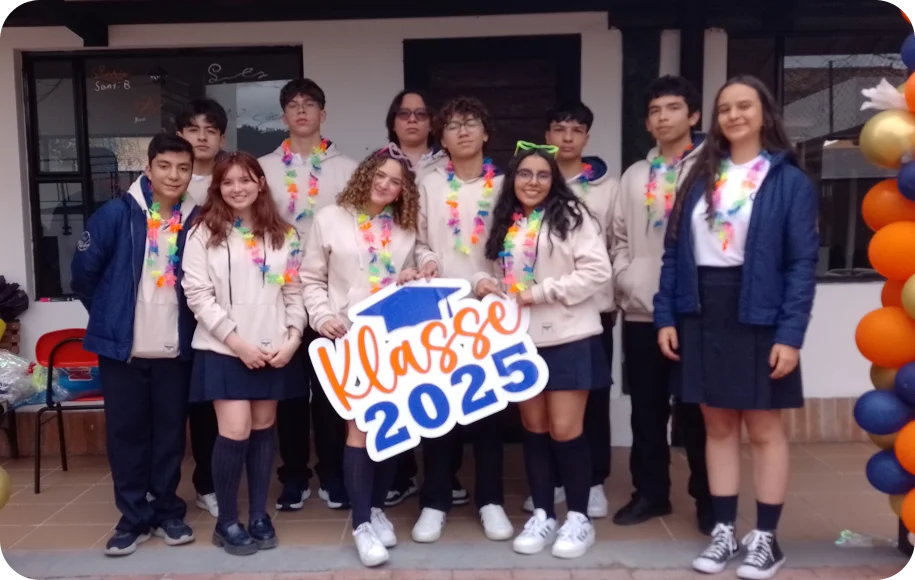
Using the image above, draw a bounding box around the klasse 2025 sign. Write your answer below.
[308,279,549,461]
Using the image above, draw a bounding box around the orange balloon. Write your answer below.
[903,489,915,534]
[869,222,915,280]
[856,307,915,368]
[861,180,915,232]
[906,74,915,114]
[897,422,915,476]
[904,9,911,23]
[884,279,906,307]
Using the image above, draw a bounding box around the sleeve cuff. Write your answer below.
[212,317,237,343]
[531,284,548,305]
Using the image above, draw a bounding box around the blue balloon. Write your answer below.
[854,390,915,435]
[867,449,915,495]
[900,162,915,201]
[903,34,915,71]
[897,362,915,406]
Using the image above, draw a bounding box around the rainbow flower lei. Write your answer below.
[446,158,495,255]
[499,208,543,294]
[282,137,330,222]
[645,144,693,230]
[577,163,594,197]
[234,218,301,285]
[146,196,185,288]
[358,207,396,294]
[711,152,771,251]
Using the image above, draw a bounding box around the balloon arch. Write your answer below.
[853,9,915,540]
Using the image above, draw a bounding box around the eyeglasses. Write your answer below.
[515,141,559,157]
[284,99,321,113]
[396,108,430,121]
[516,169,553,183]
[443,119,483,133]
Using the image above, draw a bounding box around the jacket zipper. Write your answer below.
[126,209,138,364]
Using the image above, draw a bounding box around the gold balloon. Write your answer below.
[870,431,899,450]
[0,467,11,511]
[893,493,907,517]
[0,319,5,339]
[903,275,915,320]
[860,110,915,169]
[871,364,898,390]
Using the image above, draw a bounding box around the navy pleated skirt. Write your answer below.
[671,266,804,410]
[189,347,307,403]
[539,335,611,392]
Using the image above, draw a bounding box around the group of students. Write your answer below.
[70,71,817,580]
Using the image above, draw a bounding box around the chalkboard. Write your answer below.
[85,61,167,136]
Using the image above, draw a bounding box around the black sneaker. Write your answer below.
[276,482,311,511]
[318,479,351,509]
[452,476,470,506]
[104,529,150,557]
[737,530,785,579]
[385,477,419,507]
[249,515,278,550]
[692,523,741,574]
[612,496,672,526]
[212,521,258,556]
[153,519,195,546]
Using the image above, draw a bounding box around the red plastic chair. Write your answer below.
[33,329,104,493]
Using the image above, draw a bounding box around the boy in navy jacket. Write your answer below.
[72,133,199,556]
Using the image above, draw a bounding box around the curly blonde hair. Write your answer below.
[336,152,420,231]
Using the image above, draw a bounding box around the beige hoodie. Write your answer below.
[182,222,307,357]
[416,164,505,281]
[566,158,619,313]
[259,140,358,238]
[127,185,197,359]
[301,204,418,333]
[611,141,703,322]
[413,149,449,183]
[129,174,210,206]
[474,214,612,348]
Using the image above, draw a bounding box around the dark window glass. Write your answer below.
[33,61,78,173]
[35,182,83,296]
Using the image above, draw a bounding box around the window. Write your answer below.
[24,46,303,298]
[729,34,908,279]
[404,35,581,169]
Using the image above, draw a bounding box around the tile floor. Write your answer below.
[0,443,908,579]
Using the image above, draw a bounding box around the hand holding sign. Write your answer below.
[308,279,549,461]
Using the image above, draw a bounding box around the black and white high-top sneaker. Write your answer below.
[736,530,785,579]
[692,522,741,574]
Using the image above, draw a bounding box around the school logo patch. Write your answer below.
[77,231,91,251]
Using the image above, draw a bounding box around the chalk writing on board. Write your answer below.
[207,63,268,84]
[91,66,131,92]
[134,96,161,116]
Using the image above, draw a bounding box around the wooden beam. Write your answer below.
[35,0,109,46]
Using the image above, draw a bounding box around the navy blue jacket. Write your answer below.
[653,151,819,348]
[70,177,199,362]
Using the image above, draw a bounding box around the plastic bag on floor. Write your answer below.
[0,351,39,407]
[835,530,897,548]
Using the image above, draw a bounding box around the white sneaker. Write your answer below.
[512,509,558,555]
[195,493,218,518]
[587,485,608,518]
[522,487,566,512]
[353,522,389,567]
[479,504,514,541]
[370,507,397,548]
[552,511,595,559]
[411,507,446,543]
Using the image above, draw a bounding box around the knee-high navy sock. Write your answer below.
[552,435,591,516]
[756,501,783,532]
[522,430,556,519]
[212,435,248,527]
[246,427,276,520]
[344,445,374,527]
[370,457,397,509]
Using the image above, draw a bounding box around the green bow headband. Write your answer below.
[515,140,559,157]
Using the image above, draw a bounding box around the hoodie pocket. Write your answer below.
[619,258,659,315]
[229,304,284,351]
[132,301,180,358]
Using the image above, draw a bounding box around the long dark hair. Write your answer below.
[668,75,795,243]
[386,89,435,147]
[484,149,594,261]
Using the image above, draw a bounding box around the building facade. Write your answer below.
[0,0,908,444]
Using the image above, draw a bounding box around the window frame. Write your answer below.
[22,45,304,298]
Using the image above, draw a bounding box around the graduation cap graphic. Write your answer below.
[355,284,465,334]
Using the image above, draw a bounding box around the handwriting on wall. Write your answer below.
[207,63,268,84]
[91,66,131,92]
